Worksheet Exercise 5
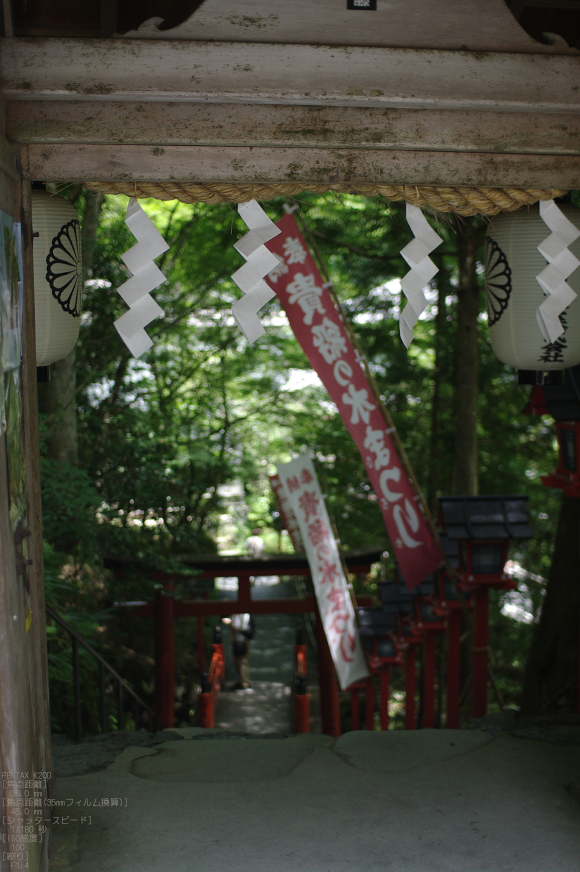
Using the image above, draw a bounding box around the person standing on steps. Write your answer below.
[246,528,265,557]
[231,612,255,690]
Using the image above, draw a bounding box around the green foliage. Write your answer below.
[74,196,305,565]
[44,543,113,735]
[265,195,560,572]
[40,189,579,731]
[40,457,101,556]
[489,589,535,710]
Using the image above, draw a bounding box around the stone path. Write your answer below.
[214,681,293,733]
[48,575,580,870]
[50,726,580,872]
[214,576,315,734]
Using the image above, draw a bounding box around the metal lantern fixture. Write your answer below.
[544,420,580,496]
[355,604,403,730]
[395,567,447,729]
[485,204,580,372]
[525,365,580,497]
[32,189,83,366]
[438,496,531,589]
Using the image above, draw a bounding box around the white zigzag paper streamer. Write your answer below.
[536,199,580,345]
[399,203,443,348]
[114,198,169,358]
[231,200,281,344]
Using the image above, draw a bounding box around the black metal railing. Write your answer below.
[46,604,160,741]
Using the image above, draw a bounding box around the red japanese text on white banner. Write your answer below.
[269,473,305,553]
[267,215,441,590]
[277,454,368,690]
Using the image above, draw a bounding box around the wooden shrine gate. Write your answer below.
[108,549,382,733]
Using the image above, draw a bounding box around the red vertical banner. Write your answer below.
[267,214,441,590]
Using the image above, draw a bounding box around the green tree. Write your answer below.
[40,189,567,730]
[521,494,580,714]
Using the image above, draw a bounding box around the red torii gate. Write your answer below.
[108,549,382,731]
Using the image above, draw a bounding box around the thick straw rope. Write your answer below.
[84,181,567,216]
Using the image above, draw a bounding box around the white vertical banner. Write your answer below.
[277,454,369,690]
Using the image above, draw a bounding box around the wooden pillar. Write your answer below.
[473,587,490,718]
[22,175,53,760]
[197,615,205,675]
[155,592,175,728]
[447,609,462,728]
[238,571,252,611]
[422,633,437,728]
[405,644,418,730]
[316,611,341,737]
[380,668,391,730]
[0,142,52,871]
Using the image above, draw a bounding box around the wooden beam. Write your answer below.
[135,595,374,618]
[3,38,579,113]
[14,0,579,53]
[116,0,576,54]
[175,597,317,617]
[8,101,580,156]
[22,142,580,188]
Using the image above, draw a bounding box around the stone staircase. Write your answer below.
[215,577,318,733]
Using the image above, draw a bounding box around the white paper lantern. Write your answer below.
[485,204,580,371]
[32,190,83,366]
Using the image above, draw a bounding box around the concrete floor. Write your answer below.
[50,727,580,872]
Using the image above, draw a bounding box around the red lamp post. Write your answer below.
[354,608,404,730]
[412,578,447,728]
[541,421,580,497]
[369,636,404,731]
[438,496,532,720]
[378,578,423,730]
[391,568,449,730]
[428,537,473,729]
[400,625,423,730]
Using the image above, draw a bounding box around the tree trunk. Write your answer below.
[521,493,580,715]
[45,349,78,464]
[427,256,449,514]
[44,190,103,465]
[451,218,483,497]
[448,219,485,722]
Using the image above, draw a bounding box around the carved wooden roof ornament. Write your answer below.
[12,0,580,52]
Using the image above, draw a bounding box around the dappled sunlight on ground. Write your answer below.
[215,681,293,733]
